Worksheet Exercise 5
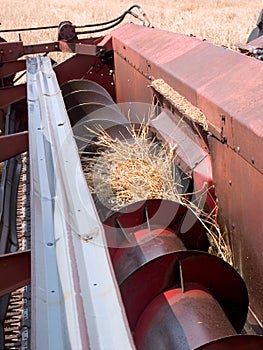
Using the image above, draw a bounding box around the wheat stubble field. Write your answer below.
[1,0,263,49]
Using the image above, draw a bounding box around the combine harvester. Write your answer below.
[0,4,263,349]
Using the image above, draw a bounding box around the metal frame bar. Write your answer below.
[0,250,30,297]
[0,131,28,162]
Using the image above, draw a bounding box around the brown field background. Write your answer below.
[1,0,263,49]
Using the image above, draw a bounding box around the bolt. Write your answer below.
[236,146,240,153]
[253,49,262,55]
[80,227,99,242]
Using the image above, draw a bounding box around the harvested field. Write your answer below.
[1,0,262,49]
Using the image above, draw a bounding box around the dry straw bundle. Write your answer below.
[81,123,181,209]
[80,121,232,264]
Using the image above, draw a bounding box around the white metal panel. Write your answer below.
[27,56,134,350]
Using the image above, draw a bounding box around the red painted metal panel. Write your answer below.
[113,229,186,285]
[0,131,28,161]
[134,288,236,350]
[238,35,263,51]
[0,84,26,108]
[111,24,263,173]
[0,38,103,63]
[58,42,101,55]
[150,109,215,211]
[0,250,30,297]
[54,55,115,100]
[111,23,263,326]
[196,335,263,350]
[208,136,263,325]
[114,53,152,103]
[0,60,26,79]
[0,42,24,63]
[94,35,113,53]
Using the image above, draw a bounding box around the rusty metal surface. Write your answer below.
[94,35,113,53]
[209,136,263,326]
[24,39,101,55]
[113,228,186,285]
[0,60,26,80]
[54,55,116,100]
[113,52,153,103]
[237,35,263,52]
[111,23,263,174]
[58,42,104,55]
[0,85,26,108]
[0,131,28,162]
[119,251,184,330]
[0,250,30,297]
[0,38,103,63]
[0,42,24,63]
[103,199,208,255]
[196,335,263,350]
[134,288,236,350]
[119,250,247,331]
[180,254,248,333]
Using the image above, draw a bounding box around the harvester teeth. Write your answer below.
[3,152,31,349]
